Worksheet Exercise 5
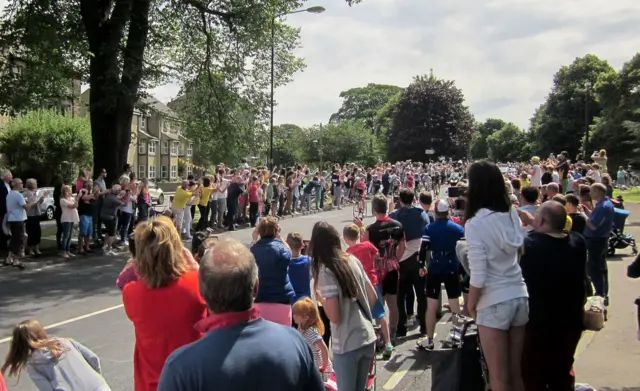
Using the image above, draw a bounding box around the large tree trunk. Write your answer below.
[80,0,150,181]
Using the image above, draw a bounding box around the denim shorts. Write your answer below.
[79,215,93,236]
[371,285,386,320]
[476,297,529,330]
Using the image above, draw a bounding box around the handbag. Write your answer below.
[583,296,605,331]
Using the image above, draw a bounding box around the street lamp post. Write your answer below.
[583,81,592,155]
[269,6,325,170]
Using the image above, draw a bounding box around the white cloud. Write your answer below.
[3,0,640,130]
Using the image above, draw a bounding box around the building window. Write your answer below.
[140,116,147,131]
[138,140,146,154]
[161,165,168,178]
[187,166,193,175]
[149,165,156,179]
[170,142,178,156]
[163,121,171,133]
[178,143,185,155]
[161,141,168,154]
[187,143,193,157]
[170,165,177,179]
[148,141,156,155]
[139,165,146,178]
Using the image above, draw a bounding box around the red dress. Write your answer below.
[123,270,207,391]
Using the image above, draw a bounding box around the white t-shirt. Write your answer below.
[531,165,542,187]
[218,178,229,199]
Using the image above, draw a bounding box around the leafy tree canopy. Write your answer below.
[590,52,640,171]
[469,118,506,159]
[529,54,614,159]
[486,122,527,162]
[329,83,402,132]
[272,123,306,166]
[0,0,361,178]
[0,110,92,185]
[387,71,475,162]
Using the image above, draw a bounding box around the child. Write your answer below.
[343,223,394,359]
[1,319,111,391]
[286,233,311,303]
[292,298,332,381]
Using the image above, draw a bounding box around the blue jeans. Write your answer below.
[332,342,375,391]
[586,237,609,303]
[118,212,133,242]
[60,222,73,252]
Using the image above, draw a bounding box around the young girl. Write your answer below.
[292,297,332,381]
[1,319,111,391]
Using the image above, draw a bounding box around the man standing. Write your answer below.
[157,239,323,391]
[389,188,430,338]
[520,201,588,390]
[583,183,615,306]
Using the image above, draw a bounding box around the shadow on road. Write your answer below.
[0,255,127,331]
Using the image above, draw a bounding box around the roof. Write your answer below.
[138,129,159,140]
[163,132,180,141]
[138,95,179,119]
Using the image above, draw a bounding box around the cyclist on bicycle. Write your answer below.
[354,175,367,199]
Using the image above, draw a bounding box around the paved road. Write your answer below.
[2,205,639,391]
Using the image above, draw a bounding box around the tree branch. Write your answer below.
[182,0,234,25]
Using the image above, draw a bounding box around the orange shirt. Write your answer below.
[123,270,207,391]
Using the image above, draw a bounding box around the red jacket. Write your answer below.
[123,270,207,391]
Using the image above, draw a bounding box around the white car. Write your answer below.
[147,181,165,205]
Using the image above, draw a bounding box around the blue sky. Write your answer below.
[3,0,639,129]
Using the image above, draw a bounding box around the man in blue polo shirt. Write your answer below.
[583,183,614,306]
[417,199,464,349]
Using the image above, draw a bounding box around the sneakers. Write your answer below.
[382,344,394,360]
[417,337,435,350]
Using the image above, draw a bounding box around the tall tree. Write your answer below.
[329,83,402,133]
[0,0,361,179]
[486,122,528,162]
[387,72,475,162]
[529,54,614,159]
[590,53,640,172]
[469,118,506,159]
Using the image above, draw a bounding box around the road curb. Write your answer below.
[0,203,343,274]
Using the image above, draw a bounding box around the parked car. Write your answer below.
[20,187,56,220]
[148,181,165,205]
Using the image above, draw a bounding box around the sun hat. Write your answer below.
[531,156,540,163]
[435,199,449,213]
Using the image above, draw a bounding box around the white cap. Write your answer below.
[435,199,449,213]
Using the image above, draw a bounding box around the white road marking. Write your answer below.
[0,304,124,344]
[383,357,417,390]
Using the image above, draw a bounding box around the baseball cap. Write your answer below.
[435,199,449,213]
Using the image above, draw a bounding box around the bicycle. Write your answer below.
[353,193,366,219]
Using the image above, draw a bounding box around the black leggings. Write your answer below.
[318,305,331,346]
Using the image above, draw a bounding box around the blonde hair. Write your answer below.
[286,232,304,250]
[134,216,189,288]
[1,320,65,377]
[292,297,324,335]
[61,185,72,197]
[25,178,37,190]
[342,223,360,241]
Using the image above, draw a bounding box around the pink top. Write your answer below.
[60,197,79,223]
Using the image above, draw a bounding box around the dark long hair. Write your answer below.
[465,161,511,221]
[308,221,358,299]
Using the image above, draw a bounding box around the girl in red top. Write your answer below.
[123,216,207,391]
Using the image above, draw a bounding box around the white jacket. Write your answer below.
[466,207,529,310]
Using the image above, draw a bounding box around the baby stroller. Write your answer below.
[608,208,638,256]
[324,358,376,391]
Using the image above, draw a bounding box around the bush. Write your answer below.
[0,110,92,185]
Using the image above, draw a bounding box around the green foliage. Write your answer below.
[469,118,506,159]
[486,122,528,162]
[172,72,265,167]
[529,54,614,158]
[387,72,474,161]
[302,121,377,166]
[0,110,92,184]
[590,53,640,171]
[330,84,402,131]
[272,123,306,166]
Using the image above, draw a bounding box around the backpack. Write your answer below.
[375,236,399,282]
